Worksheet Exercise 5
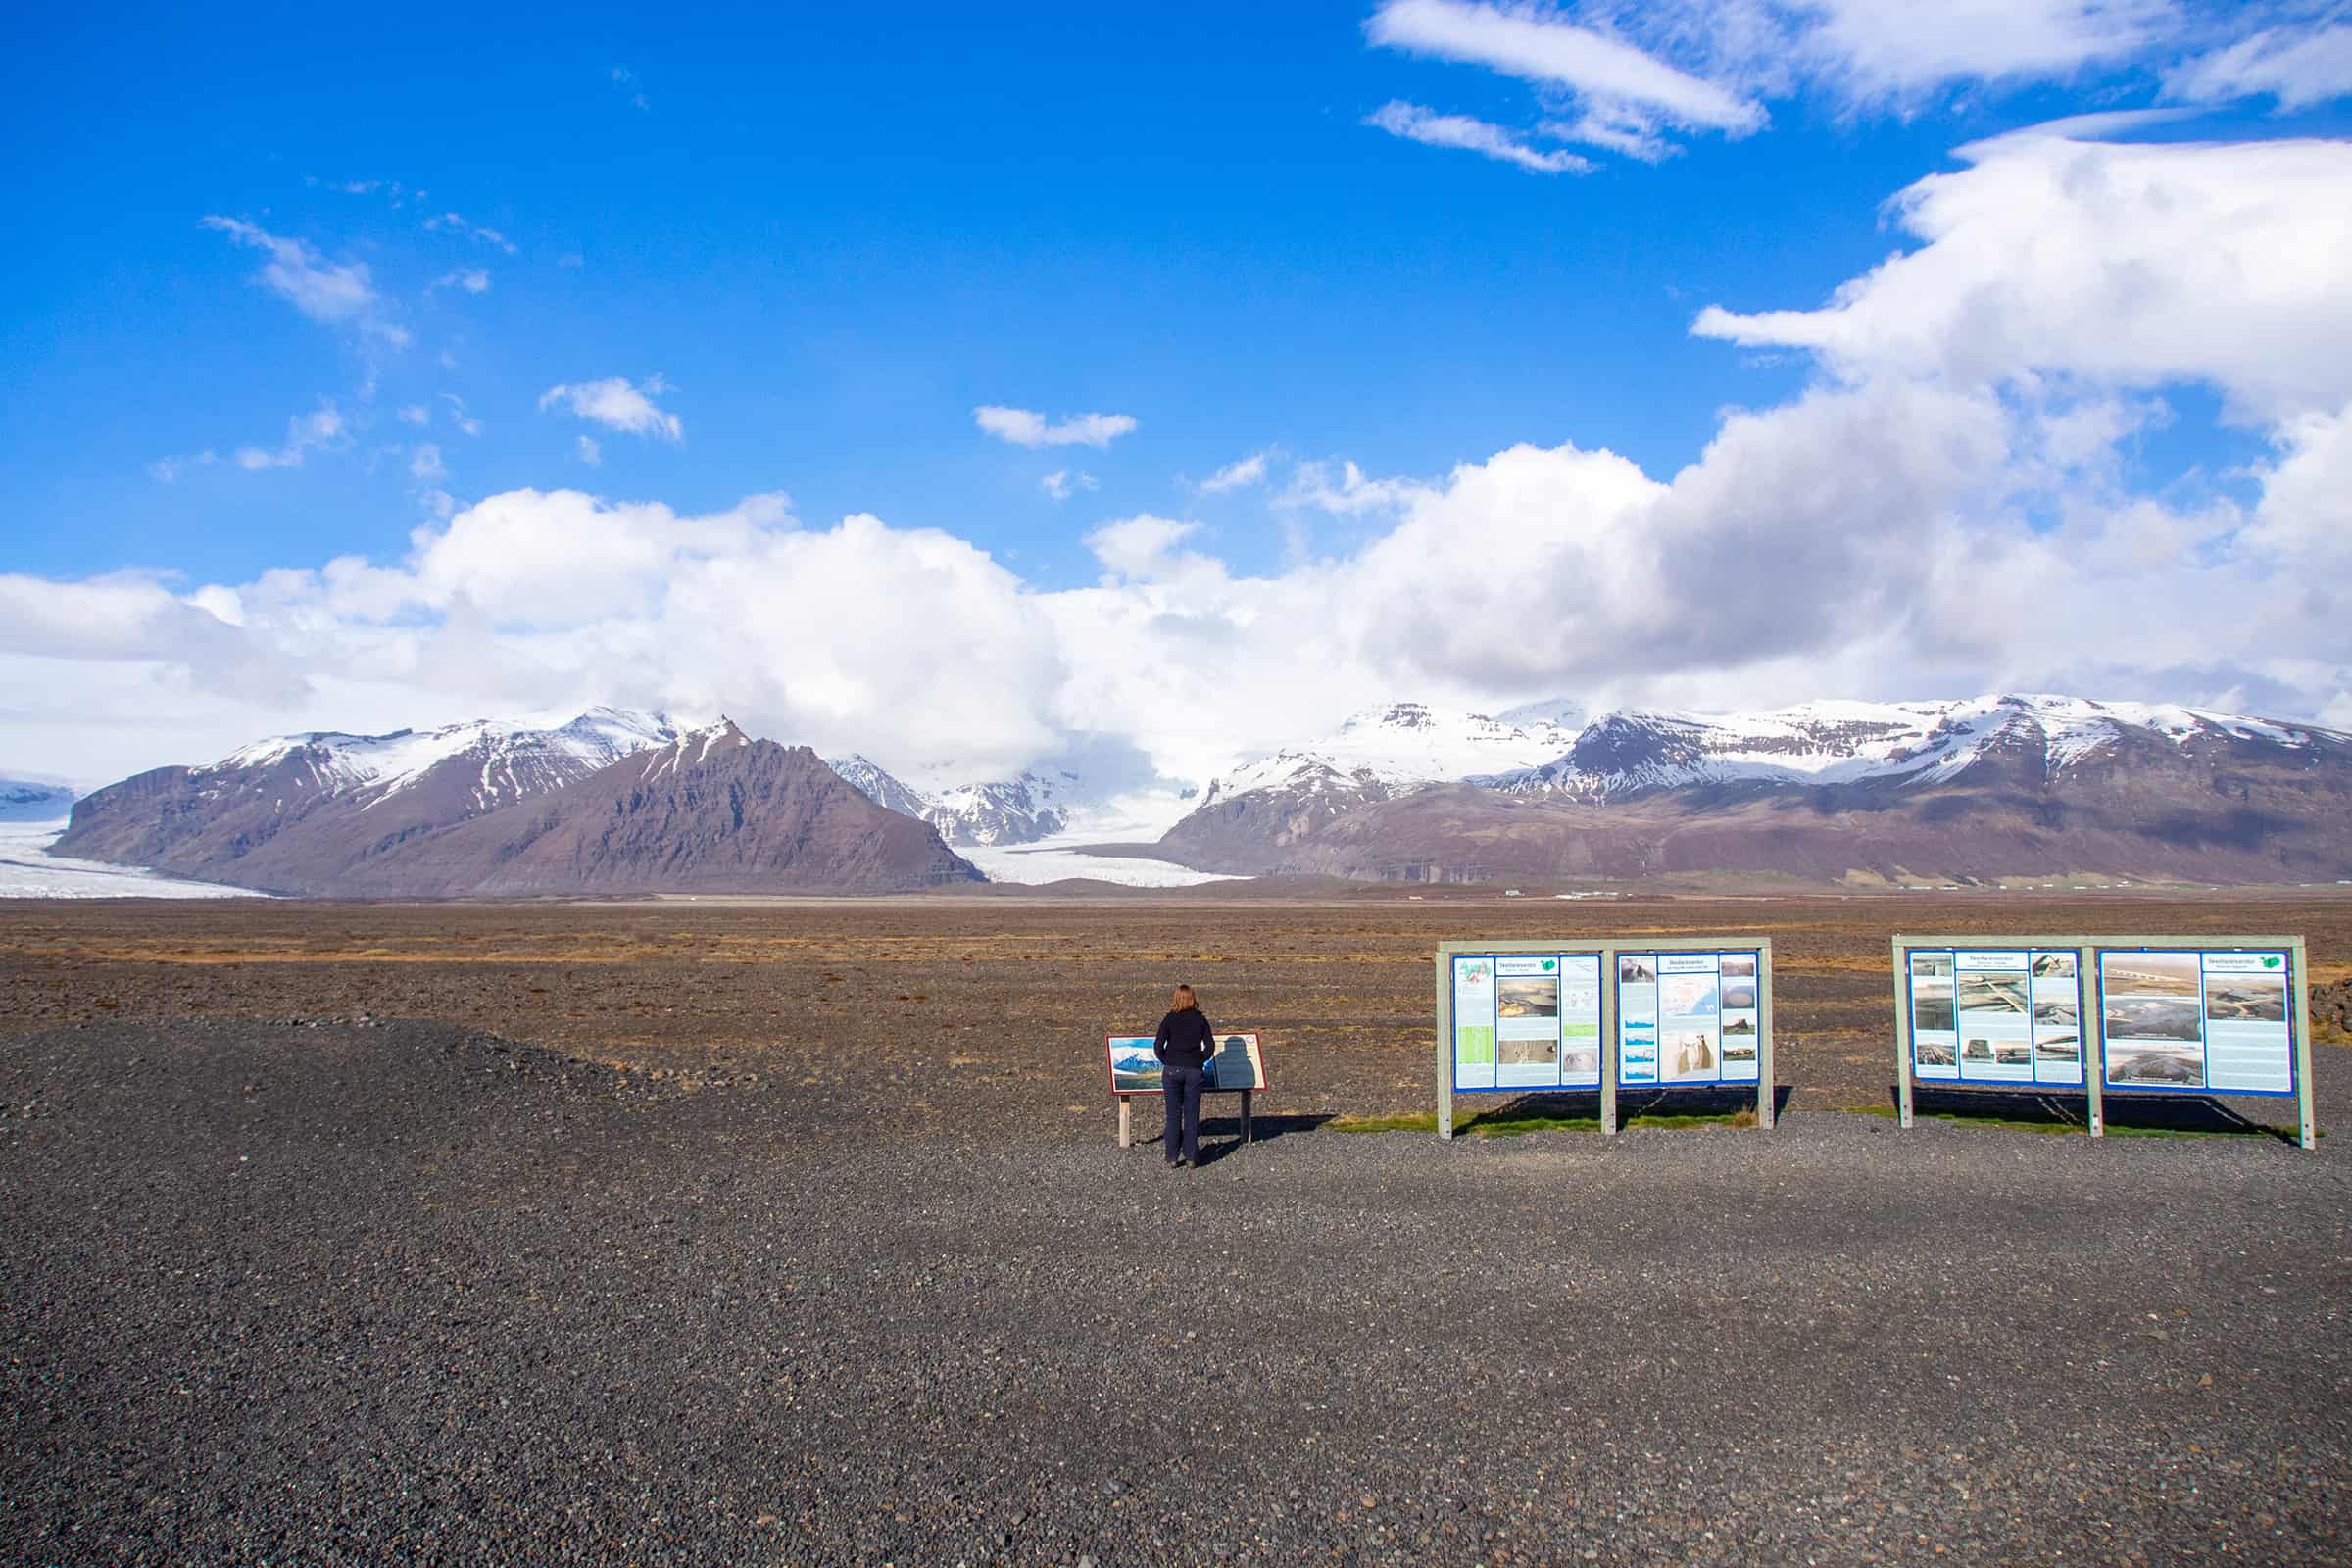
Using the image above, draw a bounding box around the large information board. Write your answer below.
[1891,934,2314,1150]
[1437,939,1774,1136]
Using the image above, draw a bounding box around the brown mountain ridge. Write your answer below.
[57,719,981,897]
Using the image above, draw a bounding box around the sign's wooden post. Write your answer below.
[1241,1089,1253,1145]
[1117,1095,1131,1150]
[1435,952,1454,1141]
[2292,935,2317,1152]
[1600,942,1618,1136]
[1892,934,1915,1130]
[2081,945,2103,1139]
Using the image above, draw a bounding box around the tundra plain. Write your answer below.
[3,891,2348,1565]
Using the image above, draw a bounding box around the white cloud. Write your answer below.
[147,451,218,483]
[430,268,491,295]
[1788,0,2175,104]
[539,375,682,441]
[422,212,517,254]
[397,404,430,427]
[233,403,346,471]
[1365,2,2330,170]
[1280,458,1425,515]
[201,217,408,347]
[1690,127,2352,422]
[410,444,448,482]
[1041,469,1097,500]
[440,393,483,437]
[1367,0,1765,133]
[611,65,651,111]
[2168,23,2352,110]
[1199,453,1272,493]
[1086,515,1203,580]
[1365,101,1595,174]
[576,435,603,467]
[974,405,1138,449]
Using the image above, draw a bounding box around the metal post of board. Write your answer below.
[1435,951,1455,1141]
[2292,936,2317,1151]
[1892,936,1915,1130]
[1757,939,1776,1131]
[1241,1089,1253,1145]
[2080,945,2103,1139]
[1117,1096,1131,1149]
[1600,945,1619,1136]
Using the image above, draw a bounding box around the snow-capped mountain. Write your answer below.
[1484,695,2335,801]
[827,755,934,821]
[213,707,681,816]
[54,714,980,897]
[55,708,684,891]
[826,755,1075,846]
[1160,692,2352,885]
[1200,701,1587,808]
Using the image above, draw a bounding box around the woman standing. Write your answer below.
[1153,984,1214,1168]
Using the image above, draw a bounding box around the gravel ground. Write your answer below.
[4,1020,2349,1566]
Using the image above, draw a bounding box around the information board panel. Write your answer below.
[2099,948,2295,1096]
[1903,947,2084,1088]
[1891,933,2315,1150]
[1449,952,1603,1093]
[1435,939,1776,1136]
[1616,949,1763,1088]
[1105,1031,1268,1095]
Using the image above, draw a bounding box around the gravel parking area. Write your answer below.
[4,1020,2348,1565]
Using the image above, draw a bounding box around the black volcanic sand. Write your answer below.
[5,1019,2350,1566]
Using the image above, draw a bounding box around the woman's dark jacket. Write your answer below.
[1153,1007,1216,1069]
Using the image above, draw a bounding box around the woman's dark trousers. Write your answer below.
[1163,1064,1204,1163]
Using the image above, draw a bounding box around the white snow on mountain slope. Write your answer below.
[1489,694,2343,800]
[1184,692,2347,815]
[824,755,1075,846]
[1203,702,1588,805]
[215,707,679,812]
[637,718,752,784]
[827,754,933,819]
[0,822,264,899]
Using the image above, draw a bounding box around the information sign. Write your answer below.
[1903,947,2084,1088]
[2099,949,2294,1095]
[1891,933,2314,1150]
[1435,939,1774,1137]
[1615,949,1762,1087]
[1105,1031,1267,1095]
[1449,953,1603,1092]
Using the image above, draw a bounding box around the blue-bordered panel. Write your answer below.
[1449,952,1604,1094]
[1613,950,1763,1090]
[2097,946,2298,1097]
[1902,946,2086,1089]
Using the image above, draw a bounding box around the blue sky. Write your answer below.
[5,2,2352,786]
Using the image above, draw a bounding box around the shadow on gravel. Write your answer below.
[1187,1111,1335,1164]
[1893,1084,2301,1143]
[1144,1112,1336,1164]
